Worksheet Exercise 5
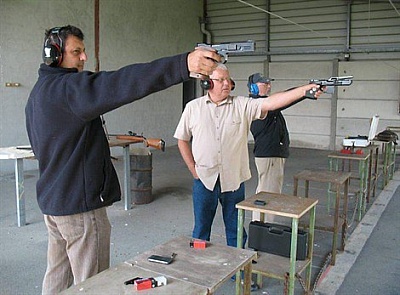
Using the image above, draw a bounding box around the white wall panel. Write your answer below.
[286,116,330,135]
[283,99,332,117]
[339,81,398,101]
[337,100,397,120]
[290,134,331,150]
[336,60,400,148]
[340,61,400,81]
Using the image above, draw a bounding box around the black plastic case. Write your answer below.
[248,221,308,260]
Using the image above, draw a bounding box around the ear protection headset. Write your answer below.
[200,78,235,91]
[42,27,63,67]
[247,75,259,96]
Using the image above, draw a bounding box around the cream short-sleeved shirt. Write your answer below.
[174,94,265,192]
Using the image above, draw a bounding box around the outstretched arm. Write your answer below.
[260,84,323,117]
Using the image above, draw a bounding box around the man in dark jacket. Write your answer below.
[248,73,290,221]
[25,25,220,294]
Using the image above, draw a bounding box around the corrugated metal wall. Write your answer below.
[206,0,400,59]
[205,0,268,53]
[204,0,400,150]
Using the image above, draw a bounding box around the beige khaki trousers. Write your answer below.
[253,157,286,222]
[42,207,111,294]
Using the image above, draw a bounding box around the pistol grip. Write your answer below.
[305,87,319,100]
[218,53,227,64]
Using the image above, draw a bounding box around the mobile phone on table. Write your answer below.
[147,253,176,265]
[254,199,266,206]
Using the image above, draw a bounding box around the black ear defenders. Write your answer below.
[200,79,213,90]
[42,27,63,67]
[200,78,235,91]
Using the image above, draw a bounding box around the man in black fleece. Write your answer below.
[248,73,305,223]
[25,25,220,294]
[248,73,289,197]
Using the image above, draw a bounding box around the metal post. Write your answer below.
[236,208,245,295]
[288,218,299,295]
[15,159,26,227]
[123,145,132,210]
[305,205,316,291]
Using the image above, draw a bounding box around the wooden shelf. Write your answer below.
[252,252,311,280]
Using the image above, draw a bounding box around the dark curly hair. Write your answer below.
[44,25,84,53]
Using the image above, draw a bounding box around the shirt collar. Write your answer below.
[205,94,233,106]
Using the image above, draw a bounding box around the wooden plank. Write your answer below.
[294,170,352,185]
[108,135,142,148]
[60,264,209,295]
[129,236,256,293]
[237,192,318,219]
[328,151,369,161]
[252,252,310,280]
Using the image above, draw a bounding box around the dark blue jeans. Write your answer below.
[192,178,247,248]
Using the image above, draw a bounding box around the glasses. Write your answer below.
[211,78,231,83]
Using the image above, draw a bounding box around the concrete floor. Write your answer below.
[0,144,397,295]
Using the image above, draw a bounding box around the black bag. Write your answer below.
[376,130,398,144]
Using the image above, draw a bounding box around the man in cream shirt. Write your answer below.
[174,63,322,249]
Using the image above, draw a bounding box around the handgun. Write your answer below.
[190,40,255,79]
[306,75,353,99]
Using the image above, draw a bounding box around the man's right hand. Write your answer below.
[187,47,221,78]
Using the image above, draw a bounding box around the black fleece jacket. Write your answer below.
[250,94,290,158]
[26,53,189,216]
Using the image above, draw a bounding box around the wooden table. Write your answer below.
[62,236,256,294]
[128,236,256,295]
[60,263,209,294]
[62,236,257,294]
[328,151,370,221]
[236,192,318,295]
[1,137,142,226]
[0,146,35,227]
[293,169,351,265]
